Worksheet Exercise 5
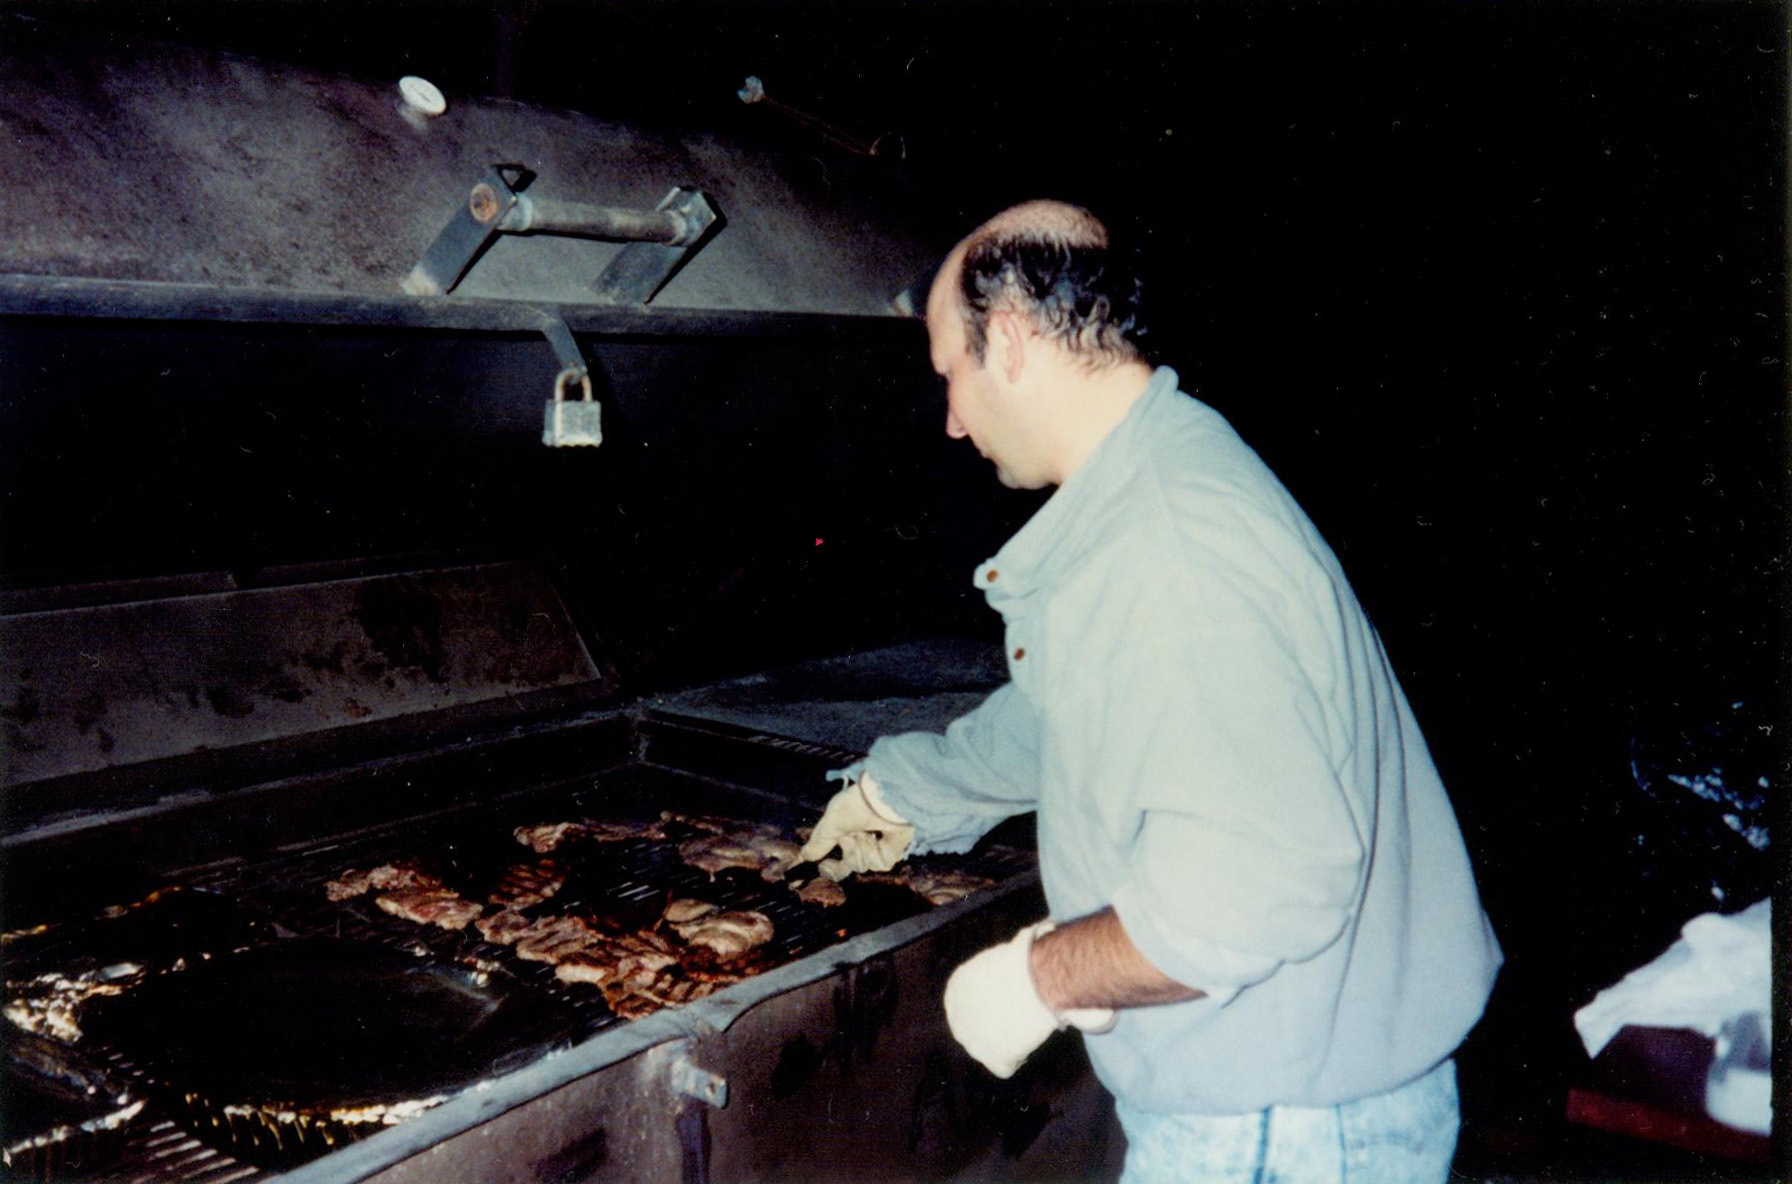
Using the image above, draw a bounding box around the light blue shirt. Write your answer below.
[846,367,1502,1114]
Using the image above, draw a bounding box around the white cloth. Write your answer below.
[1573,897,1772,1059]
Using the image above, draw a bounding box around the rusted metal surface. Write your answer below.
[0,563,608,787]
[0,12,950,317]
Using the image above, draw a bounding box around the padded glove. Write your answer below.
[799,773,916,876]
[943,921,1117,1079]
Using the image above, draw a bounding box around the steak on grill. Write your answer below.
[487,859,567,908]
[668,909,774,960]
[374,888,484,931]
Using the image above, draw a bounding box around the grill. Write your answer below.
[0,11,1121,1183]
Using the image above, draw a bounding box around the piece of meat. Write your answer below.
[515,818,668,853]
[367,862,445,892]
[662,898,719,926]
[794,877,847,907]
[324,869,373,901]
[658,810,741,835]
[488,858,567,908]
[374,888,483,930]
[552,930,679,988]
[325,859,443,901]
[513,822,586,853]
[677,831,803,881]
[858,867,996,906]
[677,835,771,879]
[513,915,601,963]
[474,909,534,946]
[671,910,775,960]
[578,819,669,843]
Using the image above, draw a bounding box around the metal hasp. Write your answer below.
[402,166,720,303]
[669,1046,729,1109]
[536,308,603,448]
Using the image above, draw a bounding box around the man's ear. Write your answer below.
[988,309,1028,385]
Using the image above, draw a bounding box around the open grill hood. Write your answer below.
[0,10,950,323]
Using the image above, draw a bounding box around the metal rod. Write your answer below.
[501,196,688,245]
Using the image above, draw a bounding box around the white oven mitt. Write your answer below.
[944,921,1117,1079]
[799,773,916,877]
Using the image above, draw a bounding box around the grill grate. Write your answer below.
[11,762,1034,1182]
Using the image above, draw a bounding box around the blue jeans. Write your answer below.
[1115,1060,1459,1184]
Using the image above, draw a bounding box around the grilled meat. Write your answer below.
[488,858,567,908]
[374,888,483,931]
[578,819,669,843]
[513,822,584,853]
[677,831,802,881]
[794,877,847,907]
[661,898,719,926]
[858,867,995,906]
[512,916,601,964]
[513,818,668,853]
[657,810,741,835]
[551,931,678,986]
[473,909,534,946]
[670,909,774,960]
[325,860,444,901]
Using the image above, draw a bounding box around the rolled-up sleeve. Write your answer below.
[854,681,1041,855]
[1086,596,1367,1003]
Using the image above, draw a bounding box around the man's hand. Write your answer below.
[799,774,916,877]
[943,922,1116,1079]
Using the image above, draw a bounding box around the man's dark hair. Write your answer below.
[957,201,1148,369]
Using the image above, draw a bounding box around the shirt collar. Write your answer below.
[974,365,1182,608]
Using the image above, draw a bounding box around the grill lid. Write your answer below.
[0,11,949,319]
[0,560,616,793]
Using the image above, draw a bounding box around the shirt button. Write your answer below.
[1013,647,1026,660]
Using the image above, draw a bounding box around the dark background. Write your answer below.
[2,2,1786,1180]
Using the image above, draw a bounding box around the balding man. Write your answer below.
[800,200,1502,1183]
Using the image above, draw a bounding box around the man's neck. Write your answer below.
[1047,360,1156,484]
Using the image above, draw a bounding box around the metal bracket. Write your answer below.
[403,166,720,303]
[669,1050,728,1109]
[592,186,720,306]
[536,308,587,379]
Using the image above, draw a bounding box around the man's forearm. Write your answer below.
[1029,907,1204,1011]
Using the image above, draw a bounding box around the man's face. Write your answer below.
[925,256,1043,490]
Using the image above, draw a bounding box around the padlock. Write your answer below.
[543,368,602,447]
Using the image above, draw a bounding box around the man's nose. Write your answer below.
[945,406,968,439]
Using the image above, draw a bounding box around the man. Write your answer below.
[800,200,1502,1183]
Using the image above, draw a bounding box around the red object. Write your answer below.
[1567,1086,1771,1165]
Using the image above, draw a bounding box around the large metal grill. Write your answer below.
[5,736,1041,1184]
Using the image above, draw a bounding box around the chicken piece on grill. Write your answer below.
[514,818,668,853]
[513,822,584,853]
[553,930,679,987]
[513,916,601,964]
[857,867,996,906]
[324,869,373,901]
[677,832,802,882]
[658,810,741,835]
[474,908,534,946]
[670,910,775,960]
[325,860,443,901]
[661,898,719,926]
[374,888,483,930]
[488,858,567,908]
[793,877,847,907]
[578,819,669,843]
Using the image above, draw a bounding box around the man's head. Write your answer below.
[925,200,1152,490]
